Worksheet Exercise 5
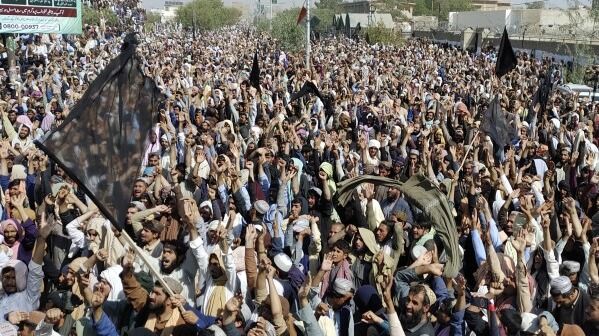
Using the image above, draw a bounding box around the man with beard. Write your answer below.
[238,113,250,140]
[583,293,599,335]
[375,218,404,273]
[380,187,413,222]
[350,228,380,289]
[2,111,35,151]
[0,208,49,321]
[120,251,195,335]
[142,199,209,306]
[400,284,435,336]
[197,227,236,317]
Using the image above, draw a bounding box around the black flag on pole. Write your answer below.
[336,16,344,31]
[249,51,260,90]
[35,34,161,228]
[345,13,351,37]
[481,96,516,149]
[495,27,517,78]
[290,81,324,103]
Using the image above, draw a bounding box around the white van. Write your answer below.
[557,83,599,101]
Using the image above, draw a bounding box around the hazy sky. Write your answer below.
[514,0,593,8]
[142,0,596,13]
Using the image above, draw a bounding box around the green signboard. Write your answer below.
[0,0,82,34]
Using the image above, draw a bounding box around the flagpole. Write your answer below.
[306,0,311,70]
[456,130,480,175]
[270,0,273,31]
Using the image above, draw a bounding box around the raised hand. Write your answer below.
[454,274,466,297]
[258,257,272,273]
[38,211,55,240]
[281,169,297,183]
[266,265,276,279]
[155,204,170,213]
[320,253,334,271]
[509,188,520,199]
[180,309,199,325]
[121,248,136,269]
[511,229,527,255]
[362,183,375,200]
[379,274,394,300]
[45,308,64,325]
[224,293,244,313]
[10,193,26,209]
[298,274,312,300]
[97,249,108,262]
[564,197,576,212]
[361,311,383,325]
[182,198,200,225]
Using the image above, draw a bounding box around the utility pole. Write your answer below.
[192,4,197,39]
[270,0,273,31]
[306,0,311,70]
[2,34,16,83]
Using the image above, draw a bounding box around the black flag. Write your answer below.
[336,16,344,31]
[481,96,516,149]
[35,34,161,228]
[290,81,324,103]
[528,72,552,125]
[495,27,517,78]
[345,13,351,37]
[249,51,260,90]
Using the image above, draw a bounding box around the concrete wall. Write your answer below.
[412,16,438,31]
[141,0,193,10]
[412,30,599,64]
[448,8,597,35]
[448,10,508,32]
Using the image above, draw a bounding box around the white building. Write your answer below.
[140,0,193,10]
[448,9,596,35]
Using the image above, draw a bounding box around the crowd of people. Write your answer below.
[1,1,599,336]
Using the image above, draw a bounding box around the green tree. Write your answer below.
[376,0,410,21]
[412,0,472,20]
[177,0,242,31]
[257,9,306,51]
[82,5,118,27]
[144,12,162,33]
[312,7,335,33]
[365,21,403,45]
[316,0,342,11]
[558,2,599,83]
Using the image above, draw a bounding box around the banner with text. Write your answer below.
[0,0,81,34]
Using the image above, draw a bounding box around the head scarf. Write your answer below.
[141,124,162,168]
[319,162,337,193]
[354,285,383,316]
[0,219,23,261]
[99,265,125,302]
[85,217,124,267]
[263,204,284,244]
[291,158,304,177]
[1,259,28,292]
[205,246,228,317]
[287,265,306,292]
[0,219,22,244]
